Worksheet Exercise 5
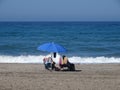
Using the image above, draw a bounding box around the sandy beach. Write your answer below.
[0,63,120,90]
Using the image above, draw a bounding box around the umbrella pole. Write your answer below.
[50,52,53,58]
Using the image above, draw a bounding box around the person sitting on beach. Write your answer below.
[59,55,75,71]
[43,57,54,70]
[49,52,61,71]
[43,56,59,71]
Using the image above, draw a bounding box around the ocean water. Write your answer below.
[0,21,120,63]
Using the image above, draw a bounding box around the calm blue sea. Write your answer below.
[0,22,120,63]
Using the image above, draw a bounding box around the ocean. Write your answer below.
[0,21,120,63]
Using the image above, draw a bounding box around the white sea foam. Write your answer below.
[0,55,120,64]
[69,56,120,64]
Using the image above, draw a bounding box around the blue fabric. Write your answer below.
[37,42,66,52]
[45,63,52,69]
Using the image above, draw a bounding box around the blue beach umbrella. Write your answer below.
[37,42,66,53]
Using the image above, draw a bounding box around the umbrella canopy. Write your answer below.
[37,42,66,53]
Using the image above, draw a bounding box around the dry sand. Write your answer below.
[0,63,120,90]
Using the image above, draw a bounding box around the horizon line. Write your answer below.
[0,20,120,22]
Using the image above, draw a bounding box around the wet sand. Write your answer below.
[0,63,120,90]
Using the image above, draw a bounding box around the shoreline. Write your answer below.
[0,55,120,64]
[0,63,120,90]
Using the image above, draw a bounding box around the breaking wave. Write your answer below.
[0,55,120,64]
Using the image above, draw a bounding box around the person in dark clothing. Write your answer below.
[59,55,75,71]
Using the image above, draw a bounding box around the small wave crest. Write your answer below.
[0,55,120,64]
